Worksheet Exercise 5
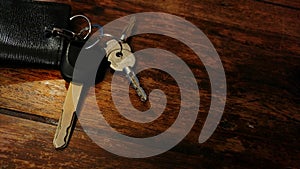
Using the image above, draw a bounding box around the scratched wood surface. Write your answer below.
[0,0,299,168]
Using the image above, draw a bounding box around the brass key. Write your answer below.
[53,82,83,148]
[106,40,147,102]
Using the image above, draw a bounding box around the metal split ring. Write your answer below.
[70,15,92,40]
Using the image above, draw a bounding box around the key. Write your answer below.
[106,16,147,102]
[105,40,147,102]
[53,41,108,149]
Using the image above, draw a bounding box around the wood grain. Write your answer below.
[0,0,299,168]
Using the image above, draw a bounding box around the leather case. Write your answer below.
[0,0,71,67]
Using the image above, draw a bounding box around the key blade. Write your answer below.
[124,67,147,102]
[53,82,83,149]
[120,16,136,41]
[130,76,147,102]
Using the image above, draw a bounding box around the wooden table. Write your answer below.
[0,0,299,168]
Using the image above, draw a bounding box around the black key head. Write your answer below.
[60,40,108,84]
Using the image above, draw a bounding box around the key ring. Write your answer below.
[70,15,92,40]
[82,21,125,51]
[45,15,92,40]
[85,33,123,50]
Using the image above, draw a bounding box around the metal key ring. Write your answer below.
[70,15,92,40]
[85,33,123,51]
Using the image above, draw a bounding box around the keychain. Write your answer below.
[0,0,147,149]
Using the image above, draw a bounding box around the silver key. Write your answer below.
[105,40,147,102]
[53,82,83,149]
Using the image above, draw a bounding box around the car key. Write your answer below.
[53,40,108,149]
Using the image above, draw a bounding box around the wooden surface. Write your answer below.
[1,0,300,168]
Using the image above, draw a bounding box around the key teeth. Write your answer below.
[53,110,76,149]
[137,87,147,102]
[124,67,147,102]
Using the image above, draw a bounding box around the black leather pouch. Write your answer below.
[0,0,71,67]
